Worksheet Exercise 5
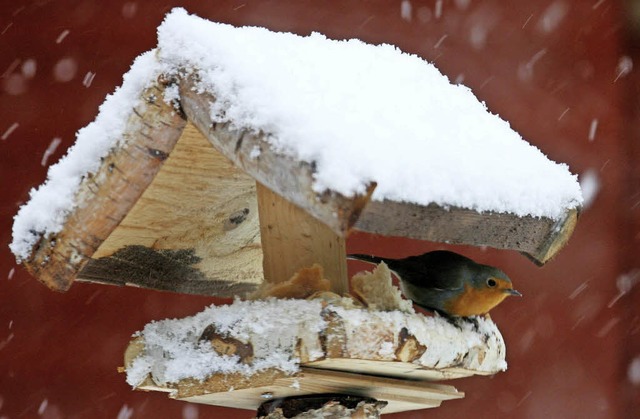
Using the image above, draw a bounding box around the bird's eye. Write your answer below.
[487,278,497,288]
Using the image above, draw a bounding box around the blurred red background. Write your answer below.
[1,1,639,418]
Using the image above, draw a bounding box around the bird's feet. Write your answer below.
[434,311,464,330]
[437,313,483,331]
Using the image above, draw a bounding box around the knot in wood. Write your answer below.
[224,208,250,231]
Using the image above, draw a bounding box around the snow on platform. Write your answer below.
[125,297,506,388]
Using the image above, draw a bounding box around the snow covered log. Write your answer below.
[10,8,583,293]
[123,297,504,414]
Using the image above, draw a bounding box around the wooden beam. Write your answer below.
[355,201,579,265]
[22,77,187,291]
[257,183,348,294]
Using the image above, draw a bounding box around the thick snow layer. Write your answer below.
[125,297,506,388]
[10,8,582,261]
[126,298,327,387]
[157,8,582,218]
[9,51,163,261]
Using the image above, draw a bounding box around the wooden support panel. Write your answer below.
[78,123,263,297]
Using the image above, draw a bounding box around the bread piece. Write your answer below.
[351,262,414,313]
[249,264,331,300]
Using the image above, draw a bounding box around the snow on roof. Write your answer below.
[9,51,163,261]
[156,8,582,217]
[125,297,506,388]
[10,7,582,261]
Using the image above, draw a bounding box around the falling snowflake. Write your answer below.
[614,56,633,82]
[41,137,62,166]
[537,1,569,33]
[579,169,600,209]
[56,29,70,44]
[588,118,598,142]
[1,122,19,140]
[21,59,37,79]
[117,404,133,419]
[53,57,78,82]
[400,0,412,21]
[82,71,96,87]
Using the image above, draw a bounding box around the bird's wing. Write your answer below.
[347,254,385,265]
[388,252,468,291]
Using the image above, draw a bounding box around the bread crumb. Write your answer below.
[351,262,414,313]
[249,264,331,300]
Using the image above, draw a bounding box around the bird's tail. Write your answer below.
[347,254,386,265]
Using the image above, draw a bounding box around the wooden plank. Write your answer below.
[178,74,376,238]
[21,78,187,291]
[297,368,462,403]
[305,358,493,381]
[257,183,348,294]
[355,201,579,265]
[77,123,263,297]
[170,368,463,415]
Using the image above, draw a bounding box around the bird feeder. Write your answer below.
[10,8,582,418]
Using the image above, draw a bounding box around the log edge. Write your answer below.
[21,78,187,291]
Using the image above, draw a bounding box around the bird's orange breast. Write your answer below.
[444,283,510,317]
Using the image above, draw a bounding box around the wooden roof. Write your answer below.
[19,74,578,295]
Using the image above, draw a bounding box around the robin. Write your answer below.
[348,250,521,317]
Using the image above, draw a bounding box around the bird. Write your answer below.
[348,250,521,317]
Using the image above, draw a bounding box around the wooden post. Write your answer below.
[257,183,348,295]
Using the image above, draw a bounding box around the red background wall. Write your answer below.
[1,1,639,418]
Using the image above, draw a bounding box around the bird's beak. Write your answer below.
[505,288,522,297]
